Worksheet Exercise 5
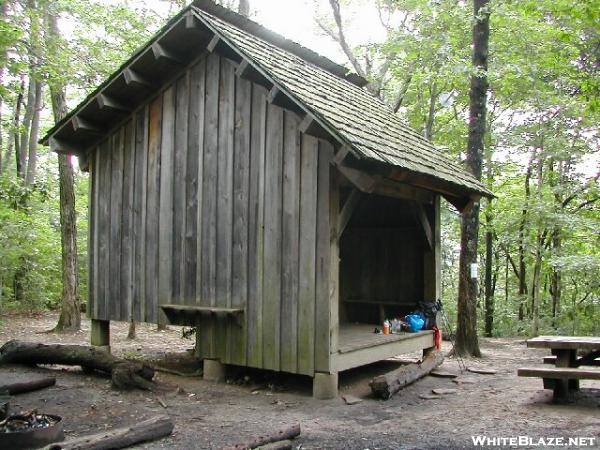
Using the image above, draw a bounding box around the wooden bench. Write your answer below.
[160,304,244,326]
[543,355,600,366]
[518,367,600,400]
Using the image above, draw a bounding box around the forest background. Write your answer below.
[0,0,598,339]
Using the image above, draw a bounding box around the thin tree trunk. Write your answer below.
[0,1,8,174]
[424,81,437,141]
[26,79,42,185]
[13,77,24,177]
[455,0,490,357]
[530,149,545,336]
[46,8,81,332]
[19,75,35,180]
[483,115,494,337]
[517,159,533,320]
[127,320,136,340]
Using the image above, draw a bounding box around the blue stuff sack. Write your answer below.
[406,314,425,332]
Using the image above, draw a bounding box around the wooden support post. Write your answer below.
[414,203,433,250]
[207,35,221,53]
[91,319,110,352]
[423,196,441,302]
[329,169,340,356]
[338,188,361,239]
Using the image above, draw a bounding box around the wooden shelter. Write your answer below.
[42,0,492,398]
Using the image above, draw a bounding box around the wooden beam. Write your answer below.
[333,145,351,166]
[72,116,104,134]
[338,188,361,239]
[267,86,281,104]
[96,94,131,113]
[123,68,153,88]
[151,42,183,65]
[299,115,332,140]
[337,165,377,193]
[376,179,434,204]
[185,12,199,29]
[78,151,90,172]
[235,58,271,87]
[414,203,433,250]
[49,137,84,155]
[207,34,221,53]
[267,86,303,113]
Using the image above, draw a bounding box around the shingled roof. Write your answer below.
[42,0,492,200]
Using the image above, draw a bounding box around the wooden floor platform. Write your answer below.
[332,323,434,372]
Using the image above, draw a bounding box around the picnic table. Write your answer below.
[517,336,600,401]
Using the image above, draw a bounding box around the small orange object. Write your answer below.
[383,320,390,335]
[433,326,442,350]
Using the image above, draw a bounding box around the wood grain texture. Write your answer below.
[215,57,235,361]
[230,74,251,366]
[296,135,318,376]
[145,95,163,324]
[262,102,284,371]
[132,107,148,323]
[280,111,301,373]
[97,138,111,320]
[89,148,100,319]
[158,85,175,325]
[172,74,189,305]
[109,129,124,320]
[314,140,333,373]
[186,59,205,305]
[199,52,220,358]
[120,121,135,322]
[246,84,267,368]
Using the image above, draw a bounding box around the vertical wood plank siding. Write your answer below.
[89,54,332,376]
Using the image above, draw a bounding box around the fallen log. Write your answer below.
[0,340,155,391]
[0,376,56,395]
[259,440,292,450]
[43,415,173,450]
[221,424,301,450]
[369,350,444,399]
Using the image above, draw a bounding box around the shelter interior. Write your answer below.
[339,190,425,327]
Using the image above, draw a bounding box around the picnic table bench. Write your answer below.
[517,336,600,401]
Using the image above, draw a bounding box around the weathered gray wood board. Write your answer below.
[89,53,332,375]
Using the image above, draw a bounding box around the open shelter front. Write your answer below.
[41,0,492,399]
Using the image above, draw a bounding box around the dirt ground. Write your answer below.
[0,313,599,450]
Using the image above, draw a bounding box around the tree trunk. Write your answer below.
[517,159,533,320]
[483,114,494,338]
[238,0,250,16]
[13,77,24,177]
[25,78,42,185]
[221,424,301,450]
[44,415,174,450]
[0,340,156,390]
[455,0,490,357]
[424,80,438,141]
[45,8,81,332]
[19,75,35,180]
[369,351,444,399]
[127,320,136,340]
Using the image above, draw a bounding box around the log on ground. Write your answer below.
[369,350,444,399]
[0,340,155,390]
[44,415,173,450]
[221,424,301,450]
[0,376,56,394]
